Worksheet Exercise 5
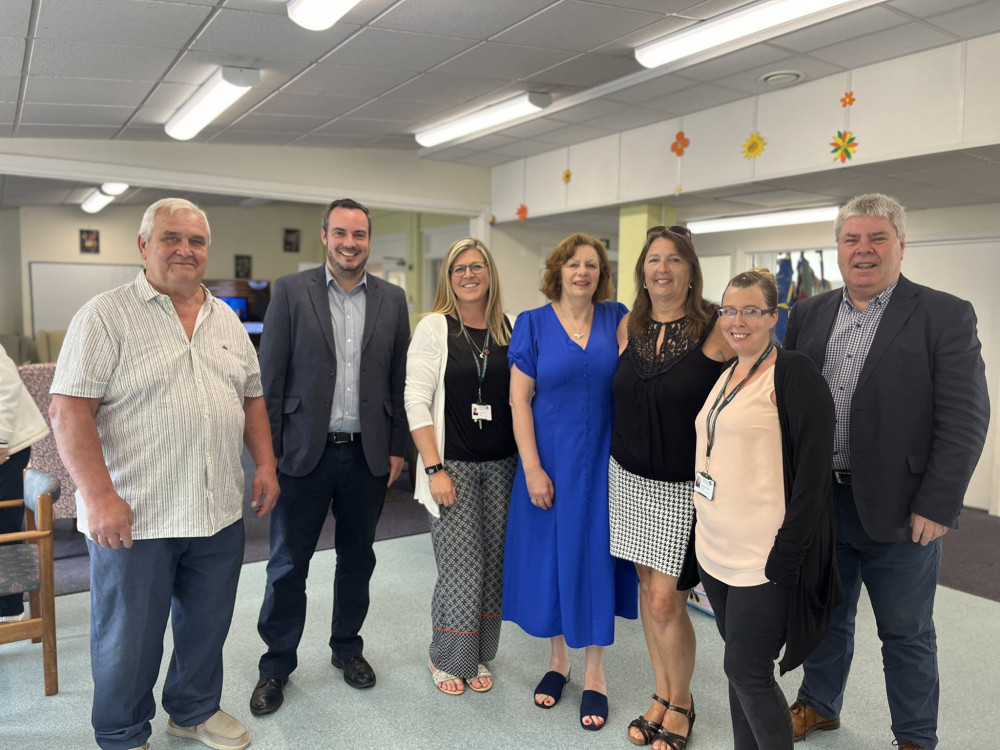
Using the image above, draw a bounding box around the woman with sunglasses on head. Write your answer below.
[693,269,839,750]
[504,233,638,732]
[608,226,732,749]
[405,238,517,696]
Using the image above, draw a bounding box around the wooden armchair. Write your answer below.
[0,469,60,695]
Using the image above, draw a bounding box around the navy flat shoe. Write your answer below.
[533,669,570,708]
[580,689,609,731]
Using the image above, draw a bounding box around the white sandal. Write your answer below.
[466,663,493,693]
[429,663,465,695]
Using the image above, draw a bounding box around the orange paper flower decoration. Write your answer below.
[840,91,856,107]
[830,130,858,163]
[516,203,528,221]
[562,169,572,184]
[742,131,766,159]
[671,131,690,156]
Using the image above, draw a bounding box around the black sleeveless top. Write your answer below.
[610,316,726,482]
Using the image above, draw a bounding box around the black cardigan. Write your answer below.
[770,348,842,674]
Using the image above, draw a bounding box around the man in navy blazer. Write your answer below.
[783,194,989,750]
[251,198,409,716]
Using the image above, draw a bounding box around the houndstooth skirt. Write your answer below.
[608,456,695,577]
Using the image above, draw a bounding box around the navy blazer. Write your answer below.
[259,266,410,478]
[784,275,989,542]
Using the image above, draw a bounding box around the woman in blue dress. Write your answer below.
[504,232,638,731]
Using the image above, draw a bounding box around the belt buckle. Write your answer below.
[833,470,852,485]
[332,432,351,444]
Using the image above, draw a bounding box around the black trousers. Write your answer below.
[0,446,31,616]
[257,440,386,679]
[699,565,793,750]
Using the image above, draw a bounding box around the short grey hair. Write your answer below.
[139,198,210,243]
[835,193,906,241]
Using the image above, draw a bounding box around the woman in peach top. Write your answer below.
[693,269,839,750]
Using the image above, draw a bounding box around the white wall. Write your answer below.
[0,208,22,334]
[688,203,1000,515]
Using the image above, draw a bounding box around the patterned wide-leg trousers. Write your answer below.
[428,455,516,679]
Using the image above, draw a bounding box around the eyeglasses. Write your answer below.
[717,307,776,319]
[647,225,691,238]
[450,262,488,276]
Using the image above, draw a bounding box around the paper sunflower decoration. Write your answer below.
[830,130,858,163]
[516,203,528,221]
[562,169,572,184]
[488,215,496,227]
[742,131,766,159]
[840,91,856,108]
[671,131,690,157]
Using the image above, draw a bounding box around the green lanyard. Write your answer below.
[457,314,491,426]
[704,343,774,466]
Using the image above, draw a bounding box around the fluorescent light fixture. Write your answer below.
[101,182,129,196]
[686,206,840,234]
[287,0,362,31]
[81,188,116,214]
[635,0,881,69]
[165,67,260,141]
[415,92,553,148]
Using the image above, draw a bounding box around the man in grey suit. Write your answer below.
[783,194,989,750]
[251,198,409,716]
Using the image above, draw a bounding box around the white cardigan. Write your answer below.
[404,312,513,518]
[0,347,49,456]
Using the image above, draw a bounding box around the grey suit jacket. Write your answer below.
[784,275,989,542]
[259,266,410,477]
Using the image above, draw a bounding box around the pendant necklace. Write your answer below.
[557,302,590,340]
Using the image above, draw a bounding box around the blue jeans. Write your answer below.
[797,484,941,749]
[88,519,244,750]
[699,566,793,750]
[257,439,386,679]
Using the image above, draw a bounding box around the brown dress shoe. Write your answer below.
[790,700,840,741]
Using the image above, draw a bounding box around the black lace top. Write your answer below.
[611,317,726,481]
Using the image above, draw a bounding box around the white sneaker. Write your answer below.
[166,710,250,750]
[127,744,149,750]
[0,612,27,623]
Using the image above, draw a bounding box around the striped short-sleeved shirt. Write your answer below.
[52,272,263,539]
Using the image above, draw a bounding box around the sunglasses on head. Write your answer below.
[647,225,691,238]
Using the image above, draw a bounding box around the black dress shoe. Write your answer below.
[250,677,285,716]
[331,654,376,689]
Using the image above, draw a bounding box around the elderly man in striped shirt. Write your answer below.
[50,198,280,750]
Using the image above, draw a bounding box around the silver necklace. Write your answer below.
[557,302,590,339]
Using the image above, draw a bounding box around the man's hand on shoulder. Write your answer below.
[910,513,949,546]
[85,491,135,549]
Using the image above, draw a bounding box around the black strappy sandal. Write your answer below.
[627,693,669,746]
[651,695,696,750]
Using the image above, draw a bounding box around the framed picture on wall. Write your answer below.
[284,228,300,253]
[80,229,100,254]
[234,254,252,279]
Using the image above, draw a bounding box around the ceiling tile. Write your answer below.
[926,1,1000,37]
[372,0,555,39]
[205,130,297,146]
[20,102,134,127]
[346,96,450,122]
[166,52,301,88]
[888,0,982,20]
[386,72,508,104]
[424,146,479,162]
[547,98,623,124]
[0,2,31,37]
[129,107,175,127]
[489,139,562,157]
[453,151,514,167]
[0,102,15,122]
[36,0,210,47]
[193,9,359,63]
[496,117,566,139]
[316,118,413,136]
[143,82,199,110]
[592,15,695,56]
[321,28,478,72]
[115,125,176,142]
[713,56,845,96]
[284,65,415,97]
[769,6,910,55]
[28,39,177,79]
[365,135,421,150]
[494,0,663,52]
[722,188,840,208]
[532,122,614,146]
[646,82,744,115]
[0,74,20,102]
[585,105,668,131]
[24,76,154,107]
[0,37,26,77]
[604,73,701,105]
[224,113,339,133]
[254,92,369,119]
[526,52,645,87]
[290,132,377,148]
[809,22,955,68]
[896,163,1000,198]
[452,133,518,151]
[676,44,791,83]
[433,42,577,80]
[13,123,121,138]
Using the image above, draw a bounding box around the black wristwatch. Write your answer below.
[425,463,446,475]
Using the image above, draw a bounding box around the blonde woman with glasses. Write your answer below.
[405,238,517,696]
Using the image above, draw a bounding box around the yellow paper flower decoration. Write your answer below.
[742,131,766,159]
[562,169,572,184]
[830,130,858,163]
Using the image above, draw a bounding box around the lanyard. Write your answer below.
[704,343,774,464]
[456,313,491,399]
